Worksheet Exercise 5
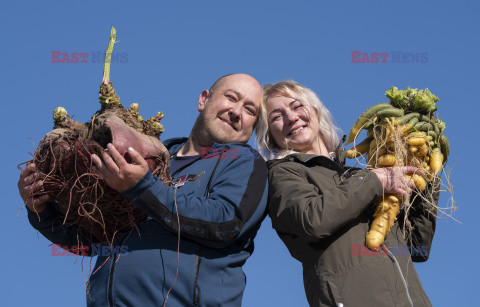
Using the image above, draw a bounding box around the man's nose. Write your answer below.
[228,104,242,120]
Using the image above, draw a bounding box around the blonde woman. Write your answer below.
[257,80,438,307]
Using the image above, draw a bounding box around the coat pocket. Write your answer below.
[327,261,397,306]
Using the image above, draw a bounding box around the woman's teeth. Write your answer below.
[290,127,304,135]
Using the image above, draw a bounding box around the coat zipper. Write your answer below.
[192,146,227,305]
[105,145,227,306]
[385,248,413,307]
[108,253,117,307]
[192,254,202,306]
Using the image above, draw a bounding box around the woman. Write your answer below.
[256,81,438,307]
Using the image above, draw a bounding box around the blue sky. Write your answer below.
[2,0,478,306]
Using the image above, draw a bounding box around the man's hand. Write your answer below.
[91,143,149,192]
[18,163,54,213]
[371,166,421,196]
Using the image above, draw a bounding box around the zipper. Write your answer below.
[205,146,228,198]
[107,144,226,306]
[108,253,117,307]
[192,146,227,305]
[192,254,202,306]
[385,248,413,307]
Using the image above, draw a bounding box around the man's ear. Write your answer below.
[198,90,210,112]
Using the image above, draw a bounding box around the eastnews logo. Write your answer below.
[51,51,128,63]
[201,147,239,160]
[51,244,128,256]
[351,51,428,63]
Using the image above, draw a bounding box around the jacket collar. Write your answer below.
[163,137,248,157]
[267,152,347,174]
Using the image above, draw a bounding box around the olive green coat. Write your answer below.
[267,153,438,307]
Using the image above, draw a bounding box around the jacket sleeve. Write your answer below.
[268,162,384,243]
[397,178,440,262]
[27,204,94,256]
[121,148,268,249]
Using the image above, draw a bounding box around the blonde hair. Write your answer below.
[256,80,341,160]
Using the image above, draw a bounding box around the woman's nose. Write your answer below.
[285,110,299,125]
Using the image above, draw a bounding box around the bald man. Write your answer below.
[22,74,269,306]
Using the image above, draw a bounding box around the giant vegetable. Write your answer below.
[345,86,448,251]
[31,27,170,246]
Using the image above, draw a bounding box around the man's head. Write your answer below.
[194,73,262,144]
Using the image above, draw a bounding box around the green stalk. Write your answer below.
[102,26,117,85]
[99,26,121,106]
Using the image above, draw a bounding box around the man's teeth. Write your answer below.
[291,127,304,135]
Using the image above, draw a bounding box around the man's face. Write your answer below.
[197,74,262,144]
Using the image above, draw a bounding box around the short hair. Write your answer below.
[208,74,235,96]
[255,80,341,160]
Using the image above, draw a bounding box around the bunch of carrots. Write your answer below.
[345,87,449,251]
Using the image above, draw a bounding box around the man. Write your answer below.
[18,73,268,306]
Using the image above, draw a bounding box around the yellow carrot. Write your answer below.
[366,195,401,251]
[430,147,444,175]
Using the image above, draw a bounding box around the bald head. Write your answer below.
[209,74,261,97]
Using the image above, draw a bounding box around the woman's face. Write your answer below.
[266,95,322,154]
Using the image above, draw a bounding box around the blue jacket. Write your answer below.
[28,138,268,306]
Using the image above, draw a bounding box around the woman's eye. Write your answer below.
[294,104,303,110]
[271,115,280,122]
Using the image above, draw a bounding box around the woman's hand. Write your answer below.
[371,166,421,196]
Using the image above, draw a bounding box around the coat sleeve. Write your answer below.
[268,162,384,243]
[397,178,440,262]
[121,148,268,249]
[27,204,94,256]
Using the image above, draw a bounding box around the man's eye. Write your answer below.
[245,107,256,115]
[226,95,236,101]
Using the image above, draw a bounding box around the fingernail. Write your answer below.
[128,147,134,152]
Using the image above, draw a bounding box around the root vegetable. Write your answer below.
[430,148,444,175]
[31,27,171,245]
[346,86,448,251]
[345,103,393,145]
[439,134,450,161]
[346,137,372,159]
[408,137,426,146]
[378,154,396,166]
[419,143,429,156]
[404,174,427,191]
[365,195,401,251]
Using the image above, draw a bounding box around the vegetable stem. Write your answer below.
[102,26,117,85]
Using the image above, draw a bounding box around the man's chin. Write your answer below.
[212,133,249,144]
[212,136,237,144]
